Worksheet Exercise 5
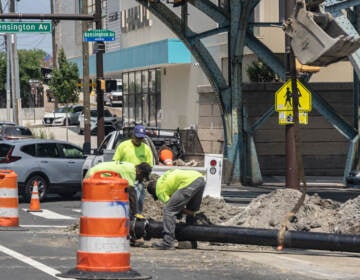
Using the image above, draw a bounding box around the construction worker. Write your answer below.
[85,161,152,220]
[146,169,206,250]
[112,124,154,215]
[113,124,153,167]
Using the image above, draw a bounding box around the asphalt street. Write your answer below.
[0,199,359,280]
[3,125,355,280]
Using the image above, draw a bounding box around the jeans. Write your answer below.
[134,181,145,214]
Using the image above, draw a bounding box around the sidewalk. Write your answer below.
[29,124,98,149]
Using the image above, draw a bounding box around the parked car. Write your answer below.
[0,121,16,132]
[69,105,84,125]
[78,108,122,135]
[43,105,83,126]
[0,139,86,201]
[0,125,33,140]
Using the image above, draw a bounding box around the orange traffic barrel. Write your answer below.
[58,170,151,279]
[0,170,19,227]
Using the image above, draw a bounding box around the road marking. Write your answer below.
[21,225,68,228]
[0,244,76,280]
[23,209,75,220]
[72,209,81,213]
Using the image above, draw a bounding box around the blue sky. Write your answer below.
[12,0,52,54]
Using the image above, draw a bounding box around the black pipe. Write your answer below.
[131,220,360,253]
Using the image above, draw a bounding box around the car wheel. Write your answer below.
[24,175,48,202]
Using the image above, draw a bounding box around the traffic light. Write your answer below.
[94,41,105,54]
[97,79,106,91]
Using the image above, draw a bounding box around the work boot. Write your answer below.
[130,237,145,247]
[151,240,175,250]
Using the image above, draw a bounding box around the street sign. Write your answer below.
[278,111,308,125]
[83,29,115,42]
[275,79,312,112]
[0,22,52,33]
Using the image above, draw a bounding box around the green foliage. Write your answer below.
[18,49,47,100]
[0,49,46,104]
[49,48,79,104]
[246,60,279,83]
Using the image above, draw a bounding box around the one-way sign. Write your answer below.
[83,29,115,42]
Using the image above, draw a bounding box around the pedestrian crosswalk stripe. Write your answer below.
[22,209,75,220]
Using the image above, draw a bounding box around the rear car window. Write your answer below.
[0,143,13,157]
[21,144,36,156]
[5,127,33,136]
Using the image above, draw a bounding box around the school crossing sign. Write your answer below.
[275,79,312,125]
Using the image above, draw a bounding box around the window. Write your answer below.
[122,68,161,127]
[36,143,59,158]
[21,144,36,156]
[0,144,13,157]
[61,144,83,158]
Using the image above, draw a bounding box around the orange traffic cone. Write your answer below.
[27,181,42,212]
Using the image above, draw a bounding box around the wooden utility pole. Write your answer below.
[82,0,91,154]
[10,0,21,124]
[95,0,105,146]
[285,0,300,189]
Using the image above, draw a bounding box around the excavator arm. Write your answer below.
[283,0,360,66]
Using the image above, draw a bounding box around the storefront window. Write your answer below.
[122,68,161,127]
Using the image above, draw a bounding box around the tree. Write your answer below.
[49,48,79,104]
[18,49,47,107]
[246,59,280,83]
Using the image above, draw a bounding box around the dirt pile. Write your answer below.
[143,188,360,235]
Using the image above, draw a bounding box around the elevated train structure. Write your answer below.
[137,0,360,185]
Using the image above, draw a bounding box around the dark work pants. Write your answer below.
[162,177,205,245]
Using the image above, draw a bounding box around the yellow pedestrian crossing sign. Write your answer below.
[275,79,312,112]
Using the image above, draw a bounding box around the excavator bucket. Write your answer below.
[283,1,360,66]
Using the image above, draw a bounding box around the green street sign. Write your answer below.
[0,22,52,33]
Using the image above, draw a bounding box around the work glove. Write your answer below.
[134,213,145,220]
[193,211,213,225]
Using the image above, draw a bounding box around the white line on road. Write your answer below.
[20,225,68,228]
[0,244,76,280]
[22,209,76,220]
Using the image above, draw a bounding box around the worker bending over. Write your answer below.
[85,161,152,220]
[146,169,206,250]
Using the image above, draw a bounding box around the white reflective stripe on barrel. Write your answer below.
[0,208,18,217]
[79,236,130,253]
[81,201,129,218]
[0,188,17,197]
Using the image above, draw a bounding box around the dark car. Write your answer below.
[0,125,33,140]
[0,139,86,201]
